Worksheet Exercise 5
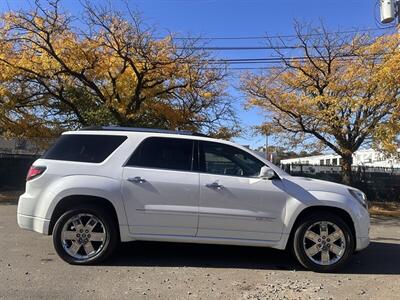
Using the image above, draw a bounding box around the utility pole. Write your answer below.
[265,134,269,161]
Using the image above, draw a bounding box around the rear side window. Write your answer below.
[43,134,127,163]
[126,137,194,171]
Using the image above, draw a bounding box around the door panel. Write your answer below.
[198,174,287,241]
[122,167,199,236]
[197,141,288,241]
[121,137,199,236]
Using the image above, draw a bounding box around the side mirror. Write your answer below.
[259,166,276,180]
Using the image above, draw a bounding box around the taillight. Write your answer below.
[26,166,46,181]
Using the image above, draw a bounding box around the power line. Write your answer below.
[169,27,396,41]
[204,54,379,64]
[201,52,396,69]
[176,40,394,51]
[204,66,285,70]
[176,45,344,50]
[178,46,300,50]
[201,50,393,69]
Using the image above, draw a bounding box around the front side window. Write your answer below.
[199,141,264,177]
[126,137,194,171]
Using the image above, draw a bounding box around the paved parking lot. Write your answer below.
[1,203,400,299]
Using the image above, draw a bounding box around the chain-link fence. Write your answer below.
[282,164,400,202]
[0,154,39,191]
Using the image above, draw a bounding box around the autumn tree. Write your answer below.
[0,0,238,140]
[241,23,400,184]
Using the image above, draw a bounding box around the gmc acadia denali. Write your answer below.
[17,127,370,272]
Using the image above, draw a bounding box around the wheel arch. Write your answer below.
[48,195,120,239]
[287,205,356,251]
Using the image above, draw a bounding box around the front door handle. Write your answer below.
[127,176,146,184]
[206,182,223,189]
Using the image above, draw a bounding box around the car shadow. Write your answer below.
[341,241,400,275]
[106,241,297,270]
[104,240,400,275]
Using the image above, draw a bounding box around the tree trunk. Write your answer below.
[341,154,353,185]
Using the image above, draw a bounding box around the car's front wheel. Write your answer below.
[292,212,355,272]
[52,205,118,264]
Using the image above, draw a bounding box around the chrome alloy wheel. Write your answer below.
[303,221,346,266]
[61,213,107,260]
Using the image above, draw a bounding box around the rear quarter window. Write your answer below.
[43,134,127,163]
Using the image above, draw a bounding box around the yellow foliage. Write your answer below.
[0,2,236,138]
[242,32,400,159]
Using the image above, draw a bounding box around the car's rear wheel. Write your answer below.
[52,205,118,264]
[292,212,354,272]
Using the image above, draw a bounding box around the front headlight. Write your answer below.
[348,189,368,209]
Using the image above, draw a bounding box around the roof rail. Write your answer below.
[80,126,208,137]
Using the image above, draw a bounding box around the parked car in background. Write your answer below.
[17,127,370,272]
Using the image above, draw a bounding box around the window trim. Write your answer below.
[124,136,197,172]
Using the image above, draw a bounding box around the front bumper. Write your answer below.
[354,205,370,251]
[17,213,50,235]
[356,236,370,251]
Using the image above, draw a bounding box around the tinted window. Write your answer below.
[43,134,127,163]
[127,137,194,171]
[200,141,264,177]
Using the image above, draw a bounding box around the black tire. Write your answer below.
[292,212,354,272]
[52,204,118,265]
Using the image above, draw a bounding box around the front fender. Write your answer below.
[283,191,370,250]
[280,178,370,250]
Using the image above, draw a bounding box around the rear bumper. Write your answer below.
[17,213,50,235]
[17,192,50,235]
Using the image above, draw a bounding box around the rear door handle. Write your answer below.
[206,182,223,189]
[127,176,146,184]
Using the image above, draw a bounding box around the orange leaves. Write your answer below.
[0,1,236,139]
[242,29,400,156]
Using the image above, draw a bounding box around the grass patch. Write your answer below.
[369,201,400,218]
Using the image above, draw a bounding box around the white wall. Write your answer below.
[280,149,400,168]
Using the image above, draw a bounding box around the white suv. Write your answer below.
[17,127,370,272]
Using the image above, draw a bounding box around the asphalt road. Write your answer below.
[1,203,400,300]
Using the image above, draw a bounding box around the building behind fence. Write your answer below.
[280,148,400,168]
[282,164,400,202]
